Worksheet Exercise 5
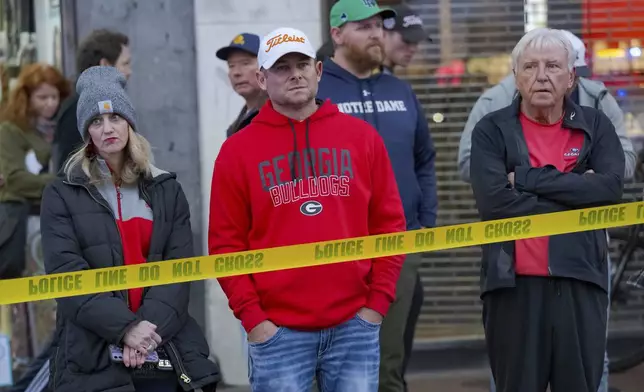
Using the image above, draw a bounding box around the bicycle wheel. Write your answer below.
[606,227,644,373]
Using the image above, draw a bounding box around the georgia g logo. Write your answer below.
[300,200,323,216]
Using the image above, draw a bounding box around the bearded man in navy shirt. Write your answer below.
[317,1,437,391]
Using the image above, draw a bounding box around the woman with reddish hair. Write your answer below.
[0,63,70,279]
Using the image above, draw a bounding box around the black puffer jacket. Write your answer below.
[40,166,220,392]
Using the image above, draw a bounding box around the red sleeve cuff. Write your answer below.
[366,290,393,317]
[239,304,269,333]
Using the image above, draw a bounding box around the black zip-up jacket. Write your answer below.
[226,105,259,138]
[40,167,220,392]
[470,96,624,295]
[52,93,83,174]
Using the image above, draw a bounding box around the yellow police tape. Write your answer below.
[0,201,641,305]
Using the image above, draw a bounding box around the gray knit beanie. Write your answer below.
[76,66,136,140]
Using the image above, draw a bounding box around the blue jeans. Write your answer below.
[247,314,381,392]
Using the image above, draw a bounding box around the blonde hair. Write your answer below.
[64,126,153,184]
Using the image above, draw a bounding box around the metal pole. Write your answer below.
[439,0,452,64]
[59,0,77,78]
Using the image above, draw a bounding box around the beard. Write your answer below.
[344,40,384,73]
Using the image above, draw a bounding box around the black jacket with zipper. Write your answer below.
[225,105,259,138]
[52,93,83,174]
[470,96,625,295]
[40,167,220,392]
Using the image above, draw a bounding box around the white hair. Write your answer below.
[511,28,576,71]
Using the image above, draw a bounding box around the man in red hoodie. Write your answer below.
[209,26,406,392]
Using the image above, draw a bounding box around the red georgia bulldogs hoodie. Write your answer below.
[208,99,406,333]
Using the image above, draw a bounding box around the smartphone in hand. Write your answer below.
[108,344,159,363]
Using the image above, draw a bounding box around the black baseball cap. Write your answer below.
[216,33,260,60]
[383,5,431,44]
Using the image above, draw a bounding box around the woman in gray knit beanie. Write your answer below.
[41,65,221,392]
[64,65,150,183]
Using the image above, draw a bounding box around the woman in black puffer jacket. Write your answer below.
[40,66,220,392]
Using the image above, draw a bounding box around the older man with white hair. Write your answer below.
[461,29,632,392]
[470,28,624,392]
[458,30,635,184]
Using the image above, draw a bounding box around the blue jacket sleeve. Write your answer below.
[413,96,438,228]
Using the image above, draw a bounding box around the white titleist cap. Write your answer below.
[258,27,316,70]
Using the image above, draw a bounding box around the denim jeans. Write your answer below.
[247,314,381,392]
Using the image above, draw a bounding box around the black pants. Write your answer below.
[0,201,29,279]
[132,377,181,391]
[483,276,607,392]
[402,272,423,391]
[132,375,217,391]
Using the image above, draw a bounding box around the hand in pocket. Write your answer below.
[248,320,279,343]
[357,307,383,324]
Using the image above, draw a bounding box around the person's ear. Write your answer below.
[256,69,268,91]
[99,58,112,67]
[315,61,323,82]
[330,27,343,47]
[568,70,576,89]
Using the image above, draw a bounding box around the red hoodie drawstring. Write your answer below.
[288,119,316,180]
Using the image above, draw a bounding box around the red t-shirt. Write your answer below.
[514,113,585,276]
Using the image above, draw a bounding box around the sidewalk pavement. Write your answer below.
[404,365,644,392]
[220,364,644,392]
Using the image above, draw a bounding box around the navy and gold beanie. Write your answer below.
[76,66,136,141]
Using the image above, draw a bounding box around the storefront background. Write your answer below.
[0,0,642,385]
[321,0,644,342]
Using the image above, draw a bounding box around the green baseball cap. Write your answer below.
[330,0,396,28]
